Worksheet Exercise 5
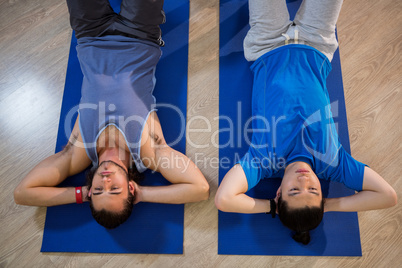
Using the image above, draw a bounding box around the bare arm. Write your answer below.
[136,112,209,204]
[14,116,91,206]
[324,166,397,212]
[215,164,272,213]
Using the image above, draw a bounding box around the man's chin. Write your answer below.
[98,160,127,173]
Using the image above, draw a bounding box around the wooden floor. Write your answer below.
[1,0,401,267]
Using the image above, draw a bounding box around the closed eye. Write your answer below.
[288,187,320,196]
[92,188,121,196]
[92,188,103,195]
[288,188,300,196]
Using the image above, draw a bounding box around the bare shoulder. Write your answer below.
[140,112,167,152]
[63,115,91,174]
[145,111,166,143]
[140,111,173,171]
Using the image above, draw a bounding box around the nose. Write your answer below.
[103,162,110,169]
[297,175,309,182]
[102,176,112,182]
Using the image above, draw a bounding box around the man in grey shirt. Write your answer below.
[14,0,209,229]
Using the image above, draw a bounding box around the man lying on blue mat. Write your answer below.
[14,0,209,229]
[215,0,397,245]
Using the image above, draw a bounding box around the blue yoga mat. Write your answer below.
[218,0,362,256]
[41,0,189,254]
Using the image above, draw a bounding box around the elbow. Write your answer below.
[14,186,25,205]
[214,191,231,212]
[379,186,398,209]
[386,187,398,208]
[197,180,210,201]
[14,183,31,206]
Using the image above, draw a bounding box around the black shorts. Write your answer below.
[67,0,165,46]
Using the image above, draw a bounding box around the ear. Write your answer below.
[128,181,135,195]
[88,188,92,197]
[272,187,280,214]
[276,186,281,198]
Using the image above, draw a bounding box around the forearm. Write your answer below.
[215,192,271,214]
[326,167,398,212]
[14,185,89,207]
[139,183,208,204]
[325,190,397,212]
[14,186,77,207]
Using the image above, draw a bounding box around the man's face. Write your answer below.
[278,162,322,208]
[90,161,134,212]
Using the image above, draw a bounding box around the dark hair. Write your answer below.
[85,163,144,229]
[89,191,134,229]
[277,196,325,245]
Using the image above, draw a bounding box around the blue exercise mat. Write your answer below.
[218,0,362,256]
[41,0,189,254]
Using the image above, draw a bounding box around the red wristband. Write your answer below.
[75,186,83,204]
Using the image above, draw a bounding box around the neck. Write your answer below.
[98,145,131,172]
[97,126,132,171]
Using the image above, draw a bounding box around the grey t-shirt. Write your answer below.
[77,35,161,172]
